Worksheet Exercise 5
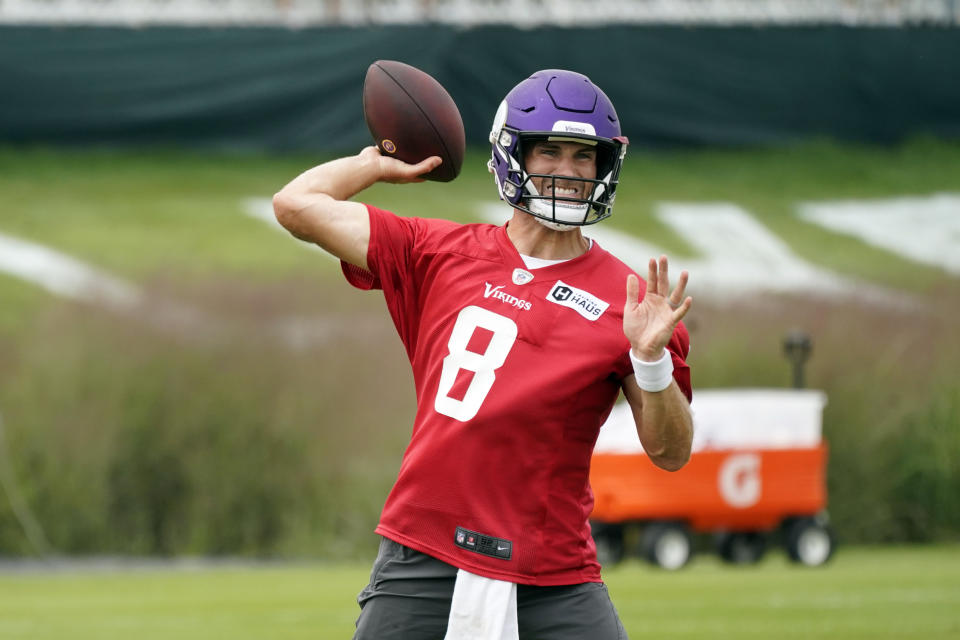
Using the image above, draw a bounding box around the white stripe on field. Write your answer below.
[0,232,142,310]
[797,193,960,275]
[477,202,898,304]
[655,202,860,298]
[0,228,336,347]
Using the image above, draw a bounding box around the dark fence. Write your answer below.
[1,25,958,151]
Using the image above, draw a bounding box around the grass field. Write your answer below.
[1,139,958,289]
[0,546,957,639]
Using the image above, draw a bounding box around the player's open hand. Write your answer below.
[360,146,442,184]
[624,256,692,361]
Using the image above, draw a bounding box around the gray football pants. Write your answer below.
[353,537,628,640]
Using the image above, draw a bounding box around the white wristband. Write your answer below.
[630,348,674,392]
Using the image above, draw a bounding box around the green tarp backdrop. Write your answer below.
[1,25,958,151]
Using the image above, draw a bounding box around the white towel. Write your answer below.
[444,569,519,640]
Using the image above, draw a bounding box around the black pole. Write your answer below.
[782,329,812,389]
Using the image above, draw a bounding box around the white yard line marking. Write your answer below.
[0,231,215,333]
[0,232,142,310]
[797,193,960,275]
[656,202,882,299]
[0,227,336,347]
[477,202,899,304]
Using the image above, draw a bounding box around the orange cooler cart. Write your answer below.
[590,389,834,568]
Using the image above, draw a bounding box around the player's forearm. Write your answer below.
[272,152,375,268]
[632,383,693,471]
[276,151,381,206]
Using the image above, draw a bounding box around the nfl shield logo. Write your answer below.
[456,531,465,545]
[512,268,534,285]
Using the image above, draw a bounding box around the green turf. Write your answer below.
[0,147,325,281]
[0,546,957,639]
[1,139,958,290]
[0,274,52,334]
[0,562,359,639]
[605,546,960,638]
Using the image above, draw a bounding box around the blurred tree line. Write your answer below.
[0,279,957,558]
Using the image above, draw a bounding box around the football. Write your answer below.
[362,60,465,182]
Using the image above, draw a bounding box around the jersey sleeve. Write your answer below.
[668,321,693,403]
[339,204,425,352]
[340,204,415,291]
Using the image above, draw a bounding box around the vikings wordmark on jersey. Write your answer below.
[483,282,534,311]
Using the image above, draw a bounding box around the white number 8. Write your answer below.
[434,306,518,422]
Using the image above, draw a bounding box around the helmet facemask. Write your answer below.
[489,126,627,230]
[517,133,624,230]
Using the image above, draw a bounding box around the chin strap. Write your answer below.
[532,215,580,232]
[526,192,590,229]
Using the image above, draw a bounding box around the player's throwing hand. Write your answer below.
[624,255,692,362]
[360,145,442,184]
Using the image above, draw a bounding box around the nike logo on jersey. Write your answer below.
[454,526,513,560]
[546,280,609,321]
[483,282,533,311]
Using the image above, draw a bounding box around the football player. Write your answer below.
[273,69,693,640]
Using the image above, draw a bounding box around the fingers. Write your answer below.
[672,295,694,322]
[377,154,442,183]
[647,255,671,296]
[649,255,690,300]
[658,255,670,298]
[367,146,441,176]
[641,257,692,319]
[625,273,639,308]
[669,270,689,307]
[646,258,658,296]
[410,155,442,177]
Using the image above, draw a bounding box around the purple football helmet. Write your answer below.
[488,69,628,228]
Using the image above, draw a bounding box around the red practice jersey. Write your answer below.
[342,205,691,586]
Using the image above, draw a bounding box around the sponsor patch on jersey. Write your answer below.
[512,268,534,285]
[546,280,609,321]
[454,526,513,560]
[483,282,532,311]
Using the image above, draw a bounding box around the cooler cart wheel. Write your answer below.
[642,522,693,570]
[715,531,767,564]
[785,517,835,566]
[591,522,626,566]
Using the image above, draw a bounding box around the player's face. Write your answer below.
[523,140,598,201]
